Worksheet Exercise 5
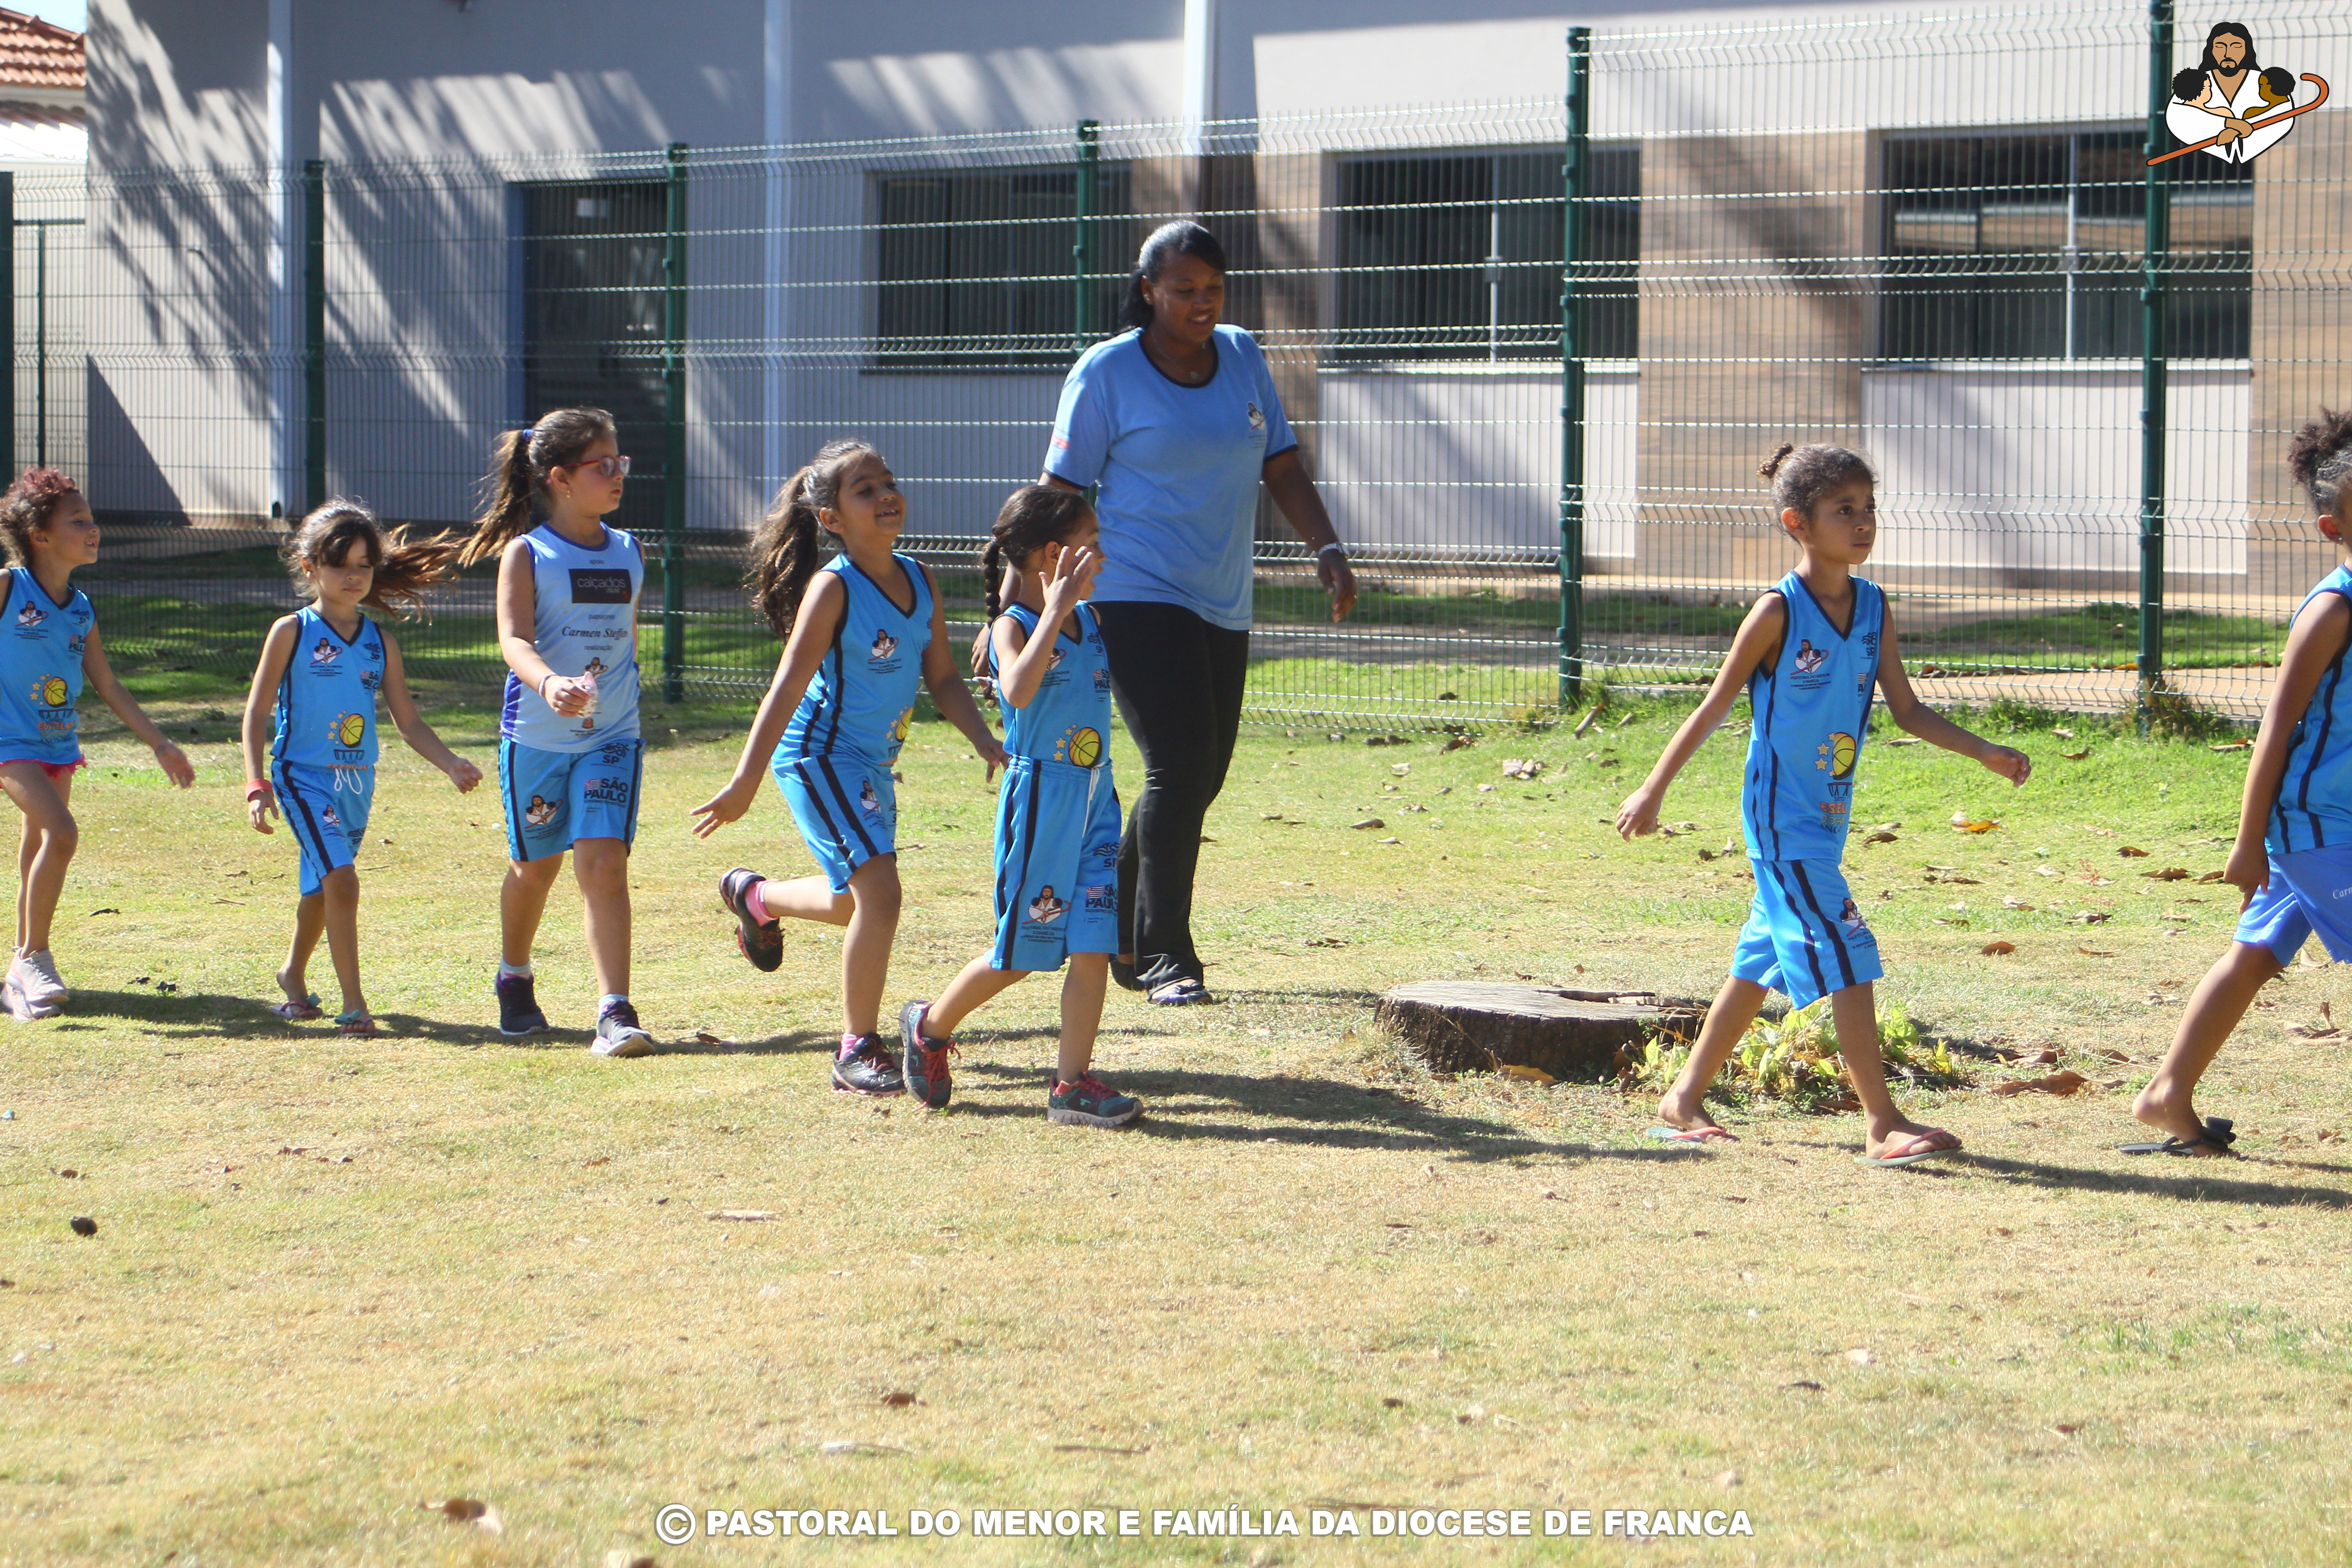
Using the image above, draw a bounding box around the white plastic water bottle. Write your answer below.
[577,667,600,718]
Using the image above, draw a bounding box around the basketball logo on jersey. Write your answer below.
[1026,885,1069,925]
[1060,726,1103,769]
[890,708,911,749]
[1825,732,1857,779]
[29,673,66,708]
[331,712,366,750]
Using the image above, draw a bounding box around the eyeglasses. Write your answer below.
[561,455,630,480]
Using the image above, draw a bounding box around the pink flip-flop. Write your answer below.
[1857,1130,1960,1168]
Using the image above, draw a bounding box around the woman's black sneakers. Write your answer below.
[720,867,784,972]
[495,970,550,1037]
[832,1033,905,1096]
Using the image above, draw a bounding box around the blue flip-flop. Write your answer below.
[1644,1125,1736,1147]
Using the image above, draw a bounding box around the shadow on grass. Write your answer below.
[1828,1146,2352,1210]
[930,1058,1702,1166]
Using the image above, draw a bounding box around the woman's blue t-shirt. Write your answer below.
[1044,324,1296,632]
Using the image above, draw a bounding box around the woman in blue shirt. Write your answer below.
[1044,221,1356,1004]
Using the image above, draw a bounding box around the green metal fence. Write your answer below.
[41,2,2352,724]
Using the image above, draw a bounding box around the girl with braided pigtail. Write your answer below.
[894,484,1138,1124]
[2127,411,2352,1157]
[692,441,1008,1098]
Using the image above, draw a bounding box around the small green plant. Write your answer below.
[1628,998,1960,1112]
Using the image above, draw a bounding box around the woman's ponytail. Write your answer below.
[747,438,877,640]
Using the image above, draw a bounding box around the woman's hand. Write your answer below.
[1318,550,1358,622]
[1979,744,2032,786]
[154,740,195,788]
[690,774,761,839]
[445,756,484,793]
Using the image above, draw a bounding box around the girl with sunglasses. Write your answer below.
[459,407,657,1057]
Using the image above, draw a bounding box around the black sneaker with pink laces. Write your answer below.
[832,1032,904,1096]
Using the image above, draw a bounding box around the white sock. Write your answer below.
[499,961,532,979]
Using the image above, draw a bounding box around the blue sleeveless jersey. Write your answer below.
[777,553,932,767]
[991,601,1112,766]
[500,523,643,753]
[1741,572,1884,862]
[0,566,93,764]
[2270,564,2352,853]
[273,606,385,770]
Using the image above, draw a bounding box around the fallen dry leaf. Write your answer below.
[2060,750,2092,761]
[2002,897,2035,911]
[2144,867,2190,881]
[1990,1070,2092,1098]
[1862,829,1899,845]
[1497,1064,1557,1085]
[2118,846,2151,858]
[2078,947,2116,957]
[1499,758,1546,780]
[2053,727,2075,738]
[1981,940,2017,956]
[708,1210,778,1222]
[694,1030,722,1044]
[820,1441,911,1457]
[2075,910,2113,924]
[1573,709,1602,737]
[1845,1348,1874,1367]
[1349,818,1385,831]
[2210,740,2253,753]
[1951,817,2000,833]
[881,1390,919,1407]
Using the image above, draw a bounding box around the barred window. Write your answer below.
[1333,146,1637,364]
[1881,130,2251,361]
[875,166,1134,369]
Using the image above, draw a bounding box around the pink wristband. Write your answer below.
[245,779,274,802]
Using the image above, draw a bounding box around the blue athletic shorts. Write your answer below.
[499,736,642,862]
[274,760,372,897]
[774,752,896,894]
[1730,858,1883,1009]
[2234,844,2352,964]
[990,757,1120,972]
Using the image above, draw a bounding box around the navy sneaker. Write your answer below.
[833,1033,904,1096]
[720,867,783,973]
[898,999,955,1110]
[1048,1072,1142,1128]
[495,970,549,1037]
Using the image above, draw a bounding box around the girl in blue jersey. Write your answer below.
[461,408,656,1057]
[1617,444,2031,1166]
[0,468,193,1020]
[2130,411,2352,1156]
[691,440,1008,1097]
[239,500,481,1034]
[895,486,1140,1124]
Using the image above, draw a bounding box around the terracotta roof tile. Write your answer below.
[0,8,81,93]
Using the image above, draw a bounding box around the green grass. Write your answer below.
[6,685,2352,1564]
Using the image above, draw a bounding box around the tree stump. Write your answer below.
[1375,982,1704,1082]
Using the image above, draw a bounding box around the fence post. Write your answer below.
[1557,26,1591,710]
[662,142,690,703]
[1074,120,1100,353]
[0,172,15,483]
[2138,0,2172,729]
[303,158,326,514]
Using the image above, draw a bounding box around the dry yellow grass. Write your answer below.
[5,698,2352,1565]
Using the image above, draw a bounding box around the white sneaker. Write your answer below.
[5,951,59,1019]
[15,948,66,1009]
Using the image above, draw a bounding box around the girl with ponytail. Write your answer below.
[238,500,482,1034]
[0,468,193,1020]
[898,484,1139,1125]
[691,440,1007,1098]
[473,408,658,1058]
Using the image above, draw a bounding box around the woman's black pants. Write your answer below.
[1091,600,1250,990]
